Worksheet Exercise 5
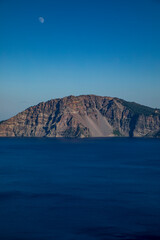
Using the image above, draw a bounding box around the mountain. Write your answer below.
[0,95,160,138]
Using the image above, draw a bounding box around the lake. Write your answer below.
[0,138,160,240]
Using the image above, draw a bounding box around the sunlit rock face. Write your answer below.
[0,95,160,138]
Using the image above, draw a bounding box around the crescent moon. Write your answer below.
[38,17,44,23]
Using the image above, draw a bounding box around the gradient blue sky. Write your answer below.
[0,0,160,120]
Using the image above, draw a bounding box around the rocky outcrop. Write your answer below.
[0,95,160,138]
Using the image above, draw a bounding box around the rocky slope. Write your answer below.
[0,95,160,138]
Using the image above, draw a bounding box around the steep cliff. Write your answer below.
[0,95,160,138]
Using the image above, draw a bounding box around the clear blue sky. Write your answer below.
[0,0,160,120]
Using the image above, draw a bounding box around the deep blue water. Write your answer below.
[0,138,160,240]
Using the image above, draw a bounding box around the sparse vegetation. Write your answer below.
[64,127,76,137]
[64,126,88,138]
[154,130,160,138]
[119,99,159,116]
[113,129,122,136]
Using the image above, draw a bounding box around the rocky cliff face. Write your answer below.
[0,95,160,138]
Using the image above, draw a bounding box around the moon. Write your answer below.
[38,17,44,23]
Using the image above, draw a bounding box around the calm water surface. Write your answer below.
[0,138,160,240]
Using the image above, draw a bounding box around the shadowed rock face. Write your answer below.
[0,95,160,138]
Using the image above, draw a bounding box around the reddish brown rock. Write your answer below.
[0,95,160,138]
